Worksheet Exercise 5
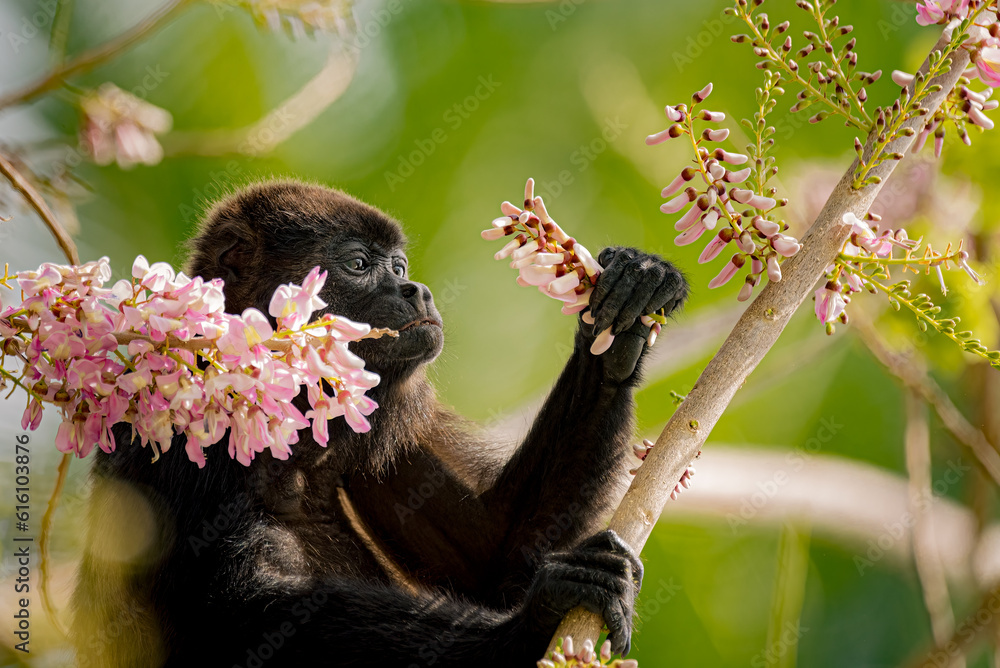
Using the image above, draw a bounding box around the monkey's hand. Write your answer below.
[518,529,643,656]
[580,247,688,383]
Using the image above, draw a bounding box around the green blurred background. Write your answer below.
[1,0,999,666]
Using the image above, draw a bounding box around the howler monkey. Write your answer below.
[72,180,688,667]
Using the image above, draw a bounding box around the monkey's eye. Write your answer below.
[347,258,368,271]
[392,263,406,278]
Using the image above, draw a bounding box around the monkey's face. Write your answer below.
[320,234,444,375]
[186,181,444,377]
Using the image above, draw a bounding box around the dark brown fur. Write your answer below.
[72,180,687,667]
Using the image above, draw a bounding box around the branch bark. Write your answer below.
[549,29,973,652]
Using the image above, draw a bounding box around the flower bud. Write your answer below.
[661,187,698,214]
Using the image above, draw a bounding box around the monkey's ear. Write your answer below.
[186,219,256,283]
[214,223,253,281]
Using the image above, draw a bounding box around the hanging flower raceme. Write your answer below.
[0,257,392,468]
[539,636,637,668]
[814,212,920,332]
[648,82,801,302]
[813,212,999,368]
[79,83,172,169]
[482,178,602,316]
[893,67,1000,154]
[227,0,356,38]
[481,180,674,354]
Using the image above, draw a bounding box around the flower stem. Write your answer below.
[853,9,986,188]
[808,1,873,127]
[735,4,867,130]
[838,260,1000,367]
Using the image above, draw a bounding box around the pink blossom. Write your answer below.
[269,267,329,330]
[17,264,63,296]
[21,399,43,431]
[770,234,802,258]
[80,83,171,169]
[814,284,849,324]
[915,0,968,26]
[217,308,274,357]
[730,189,777,210]
[132,255,178,292]
[699,230,732,264]
[325,315,372,342]
[340,390,377,433]
[975,46,1000,87]
[708,255,746,289]
[305,392,341,446]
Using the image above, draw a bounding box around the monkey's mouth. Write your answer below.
[397,317,442,332]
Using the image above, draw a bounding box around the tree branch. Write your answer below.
[550,28,973,651]
[162,46,358,158]
[905,391,963,668]
[0,0,192,111]
[899,583,1000,668]
[0,152,79,264]
[856,319,1000,486]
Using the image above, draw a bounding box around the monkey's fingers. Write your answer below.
[578,530,643,591]
[589,247,635,319]
[641,266,688,318]
[609,264,665,335]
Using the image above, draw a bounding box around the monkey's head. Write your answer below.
[186,180,444,377]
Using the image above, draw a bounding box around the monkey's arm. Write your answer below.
[178,530,640,665]
[477,248,687,589]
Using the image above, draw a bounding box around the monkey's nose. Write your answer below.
[400,282,419,299]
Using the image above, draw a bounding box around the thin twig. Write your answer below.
[899,584,1000,668]
[163,46,358,157]
[550,28,973,651]
[0,152,79,264]
[110,325,398,353]
[48,0,76,67]
[905,391,962,668]
[0,0,192,111]
[39,453,70,638]
[0,151,80,640]
[856,319,1000,487]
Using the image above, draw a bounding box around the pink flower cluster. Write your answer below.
[485,178,651,354]
[541,636,637,668]
[630,438,696,501]
[916,0,971,26]
[0,257,381,468]
[238,0,353,38]
[482,178,602,316]
[892,69,999,151]
[648,83,801,302]
[80,83,172,169]
[814,212,920,326]
[913,2,1000,88]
